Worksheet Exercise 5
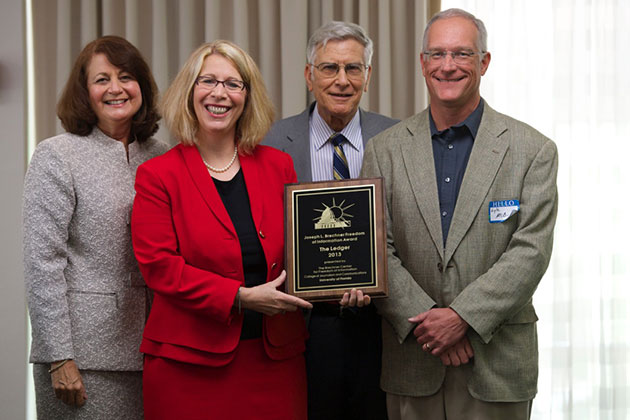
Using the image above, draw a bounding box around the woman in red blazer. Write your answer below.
[131,40,312,420]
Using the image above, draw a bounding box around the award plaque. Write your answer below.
[285,178,388,302]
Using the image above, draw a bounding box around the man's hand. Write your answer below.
[339,288,371,307]
[408,308,469,356]
[439,336,474,366]
[50,360,87,406]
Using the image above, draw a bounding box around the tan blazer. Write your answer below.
[360,103,558,402]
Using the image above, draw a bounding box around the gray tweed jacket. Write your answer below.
[23,128,169,371]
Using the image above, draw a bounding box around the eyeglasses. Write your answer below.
[195,76,247,92]
[311,62,368,79]
[423,49,484,65]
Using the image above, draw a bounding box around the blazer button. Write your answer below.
[259,230,265,238]
[437,262,444,272]
[271,262,277,269]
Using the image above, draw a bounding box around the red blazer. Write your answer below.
[131,144,307,366]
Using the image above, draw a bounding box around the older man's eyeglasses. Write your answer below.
[423,49,484,64]
[311,62,368,79]
[195,76,247,92]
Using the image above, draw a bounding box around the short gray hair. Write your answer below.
[422,8,488,54]
[307,21,374,66]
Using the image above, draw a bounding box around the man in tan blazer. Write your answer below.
[360,8,558,420]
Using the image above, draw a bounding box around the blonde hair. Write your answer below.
[160,40,274,154]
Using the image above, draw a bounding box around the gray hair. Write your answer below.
[422,8,488,54]
[306,21,374,66]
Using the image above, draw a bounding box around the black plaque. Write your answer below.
[285,178,387,301]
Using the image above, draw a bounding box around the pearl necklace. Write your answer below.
[202,147,238,173]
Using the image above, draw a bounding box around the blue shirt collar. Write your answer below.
[429,98,485,139]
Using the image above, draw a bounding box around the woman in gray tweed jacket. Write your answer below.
[23,36,169,419]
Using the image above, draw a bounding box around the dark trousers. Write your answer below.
[305,303,388,420]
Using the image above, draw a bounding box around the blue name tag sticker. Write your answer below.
[489,200,520,223]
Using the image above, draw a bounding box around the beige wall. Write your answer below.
[0,1,27,419]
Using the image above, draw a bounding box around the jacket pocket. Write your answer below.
[66,290,118,367]
[505,305,538,324]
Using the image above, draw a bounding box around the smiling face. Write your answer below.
[305,39,372,132]
[421,16,490,115]
[87,53,142,139]
[192,54,247,141]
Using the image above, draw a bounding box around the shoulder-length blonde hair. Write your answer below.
[160,40,274,154]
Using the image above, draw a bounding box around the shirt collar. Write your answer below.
[310,103,362,151]
[429,98,485,139]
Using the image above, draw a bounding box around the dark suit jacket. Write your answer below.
[262,102,398,182]
[361,103,558,402]
[131,144,308,366]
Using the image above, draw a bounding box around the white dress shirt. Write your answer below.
[309,104,364,181]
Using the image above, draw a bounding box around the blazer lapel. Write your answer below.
[283,105,314,182]
[239,152,263,230]
[180,145,236,235]
[401,111,444,257]
[444,106,509,262]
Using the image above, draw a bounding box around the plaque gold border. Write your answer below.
[285,178,388,302]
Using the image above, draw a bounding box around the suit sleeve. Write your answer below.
[131,163,241,323]
[450,139,559,343]
[361,139,437,343]
[23,142,75,363]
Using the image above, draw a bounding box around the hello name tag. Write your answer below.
[489,200,519,223]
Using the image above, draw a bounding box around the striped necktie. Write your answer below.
[331,133,350,180]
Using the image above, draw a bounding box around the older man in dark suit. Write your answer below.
[263,21,397,420]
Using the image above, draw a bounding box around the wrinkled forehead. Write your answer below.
[425,17,479,50]
[316,38,366,62]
